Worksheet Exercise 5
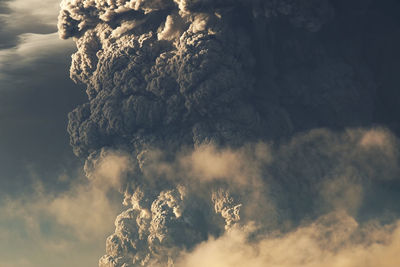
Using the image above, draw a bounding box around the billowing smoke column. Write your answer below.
[58,0,400,266]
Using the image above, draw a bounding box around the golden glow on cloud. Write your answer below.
[177,212,400,267]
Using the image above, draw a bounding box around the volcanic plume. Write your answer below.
[58,1,400,266]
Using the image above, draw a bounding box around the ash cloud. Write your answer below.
[96,128,400,266]
[57,0,400,266]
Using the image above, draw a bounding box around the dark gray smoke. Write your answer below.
[58,0,400,266]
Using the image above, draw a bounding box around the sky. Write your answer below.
[0,0,116,266]
[0,0,83,192]
[1,1,400,267]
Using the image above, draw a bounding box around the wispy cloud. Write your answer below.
[0,151,133,267]
[177,211,400,267]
